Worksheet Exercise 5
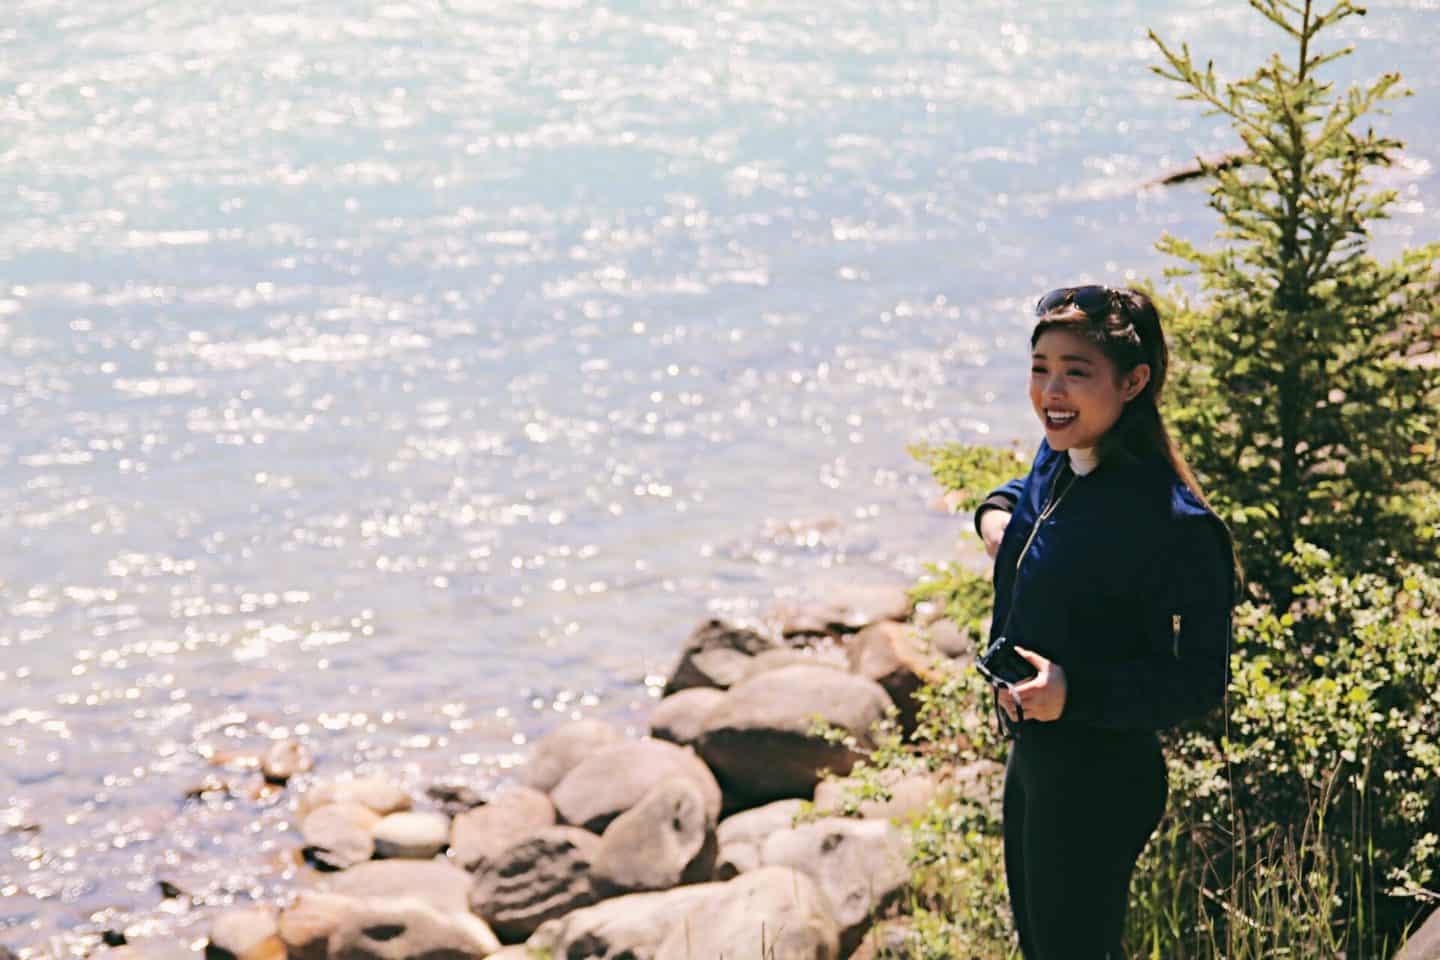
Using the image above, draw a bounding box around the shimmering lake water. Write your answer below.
[2,0,1436,951]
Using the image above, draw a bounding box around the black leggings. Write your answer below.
[1002,726,1167,960]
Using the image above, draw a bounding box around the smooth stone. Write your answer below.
[551,738,722,834]
[771,582,914,638]
[450,785,556,873]
[913,615,971,661]
[714,799,807,881]
[279,888,500,960]
[696,665,894,803]
[260,740,312,784]
[653,866,840,960]
[850,917,919,960]
[469,826,603,943]
[663,619,782,695]
[760,817,911,956]
[846,620,942,734]
[1396,904,1440,959]
[372,810,451,859]
[734,647,850,683]
[300,802,381,870]
[298,777,412,818]
[647,688,727,747]
[813,769,939,822]
[592,777,717,896]
[518,719,623,794]
[426,780,489,815]
[528,884,721,959]
[327,859,474,913]
[206,906,284,960]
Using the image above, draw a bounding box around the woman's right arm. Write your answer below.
[973,478,1024,558]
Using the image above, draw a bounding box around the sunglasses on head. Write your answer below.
[1035,284,1113,317]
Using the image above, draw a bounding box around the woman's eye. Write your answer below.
[1067,369,1088,377]
[1031,366,1047,374]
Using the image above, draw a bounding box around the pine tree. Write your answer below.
[1150,0,1440,602]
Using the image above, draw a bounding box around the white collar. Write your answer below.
[1068,446,1101,477]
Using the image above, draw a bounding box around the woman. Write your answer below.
[971,285,1237,960]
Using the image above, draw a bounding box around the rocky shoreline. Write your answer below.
[21,581,1004,960]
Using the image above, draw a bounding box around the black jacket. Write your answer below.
[978,439,1235,731]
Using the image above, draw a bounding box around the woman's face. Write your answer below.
[1029,329,1149,451]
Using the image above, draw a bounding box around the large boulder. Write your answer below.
[450,785,556,873]
[648,688,726,747]
[695,665,894,803]
[527,884,720,959]
[850,918,920,960]
[735,647,849,684]
[300,803,381,870]
[653,866,840,960]
[469,826,603,942]
[592,777,717,896]
[760,818,911,955]
[327,859,474,913]
[1397,906,1440,959]
[279,890,501,960]
[664,619,781,695]
[771,582,914,639]
[714,799,807,880]
[518,719,623,793]
[551,738,722,833]
[812,768,939,822]
[846,621,941,733]
[298,777,411,818]
[206,906,284,960]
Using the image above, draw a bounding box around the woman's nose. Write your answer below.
[1043,374,1066,398]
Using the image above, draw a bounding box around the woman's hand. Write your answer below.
[979,509,1011,559]
[998,648,1068,723]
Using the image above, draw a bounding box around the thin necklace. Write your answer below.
[1013,463,1077,577]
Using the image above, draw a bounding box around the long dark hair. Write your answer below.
[1032,287,1242,587]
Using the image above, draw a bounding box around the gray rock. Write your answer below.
[301,802,380,870]
[813,768,938,822]
[760,817,911,956]
[450,785,556,873]
[850,917,919,960]
[551,738,722,833]
[469,826,603,942]
[518,719,623,794]
[714,799,807,881]
[372,810,451,859]
[592,777,718,896]
[528,884,720,960]
[653,866,840,960]
[327,859,474,913]
[664,619,781,695]
[1397,905,1440,959]
[735,647,850,684]
[696,665,894,803]
[648,688,726,746]
[772,583,914,638]
[426,780,489,815]
[913,616,971,662]
[278,889,500,960]
[298,777,412,818]
[206,906,283,960]
[260,739,312,784]
[847,621,938,734]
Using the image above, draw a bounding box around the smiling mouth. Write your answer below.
[1044,409,1077,429]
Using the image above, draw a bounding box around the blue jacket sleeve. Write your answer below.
[972,476,1026,538]
[1060,515,1234,730]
